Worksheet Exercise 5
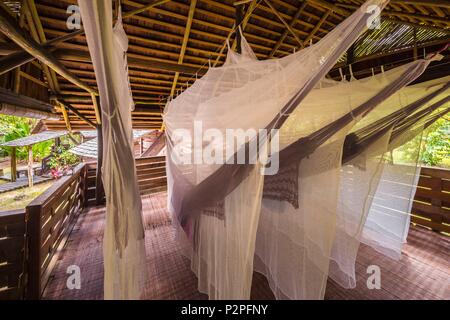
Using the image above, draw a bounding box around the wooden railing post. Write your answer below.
[25,203,41,299]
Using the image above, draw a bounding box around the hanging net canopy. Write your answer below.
[163,0,449,300]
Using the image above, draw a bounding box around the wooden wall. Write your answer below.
[84,156,167,206]
[412,167,450,234]
[0,209,26,300]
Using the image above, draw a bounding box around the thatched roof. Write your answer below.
[0,130,67,147]
[0,0,449,131]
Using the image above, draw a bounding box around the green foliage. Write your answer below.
[394,116,450,168]
[0,115,52,161]
[48,145,80,170]
[420,117,450,167]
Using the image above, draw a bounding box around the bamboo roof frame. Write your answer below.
[0,0,447,131]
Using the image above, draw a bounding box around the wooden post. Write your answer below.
[95,126,104,205]
[235,4,245,54]
[10,146,17,182]
[28,145,33,187]
[140,137,144,156]
[413,27,418,61]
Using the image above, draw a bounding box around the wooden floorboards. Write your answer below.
[42,192,449,300]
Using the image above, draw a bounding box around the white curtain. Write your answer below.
[78,0,146,299]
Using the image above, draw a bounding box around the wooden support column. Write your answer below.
[95,126,104,205]
[235,4,245,54]
[413,27,418,61]
[10,146,17,182]
[27,145,33,187]
[140,137,144,156]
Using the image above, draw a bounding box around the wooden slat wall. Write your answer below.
[26,163,86,299]
[0,209,26,300]
[412,166,450,234]
[136,156,167,195]
[84,156,167,206]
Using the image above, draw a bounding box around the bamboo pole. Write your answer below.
[0,5,97,95]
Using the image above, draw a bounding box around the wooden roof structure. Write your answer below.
[0,0,449,131]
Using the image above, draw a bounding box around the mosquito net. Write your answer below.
[164,0,449,300]
[79,0,147,299]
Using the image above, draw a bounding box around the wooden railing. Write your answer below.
[412,166,450,234]
[26,163,86,299]
[0,209,26,300]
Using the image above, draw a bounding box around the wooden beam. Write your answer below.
[334,2,450,26]
[170,0,197,97]
[123,0,172,19]
[23,0,56,93]
[269,1,307,57]
[0,36,66,75]
[390,0,450,9]
[10,147,16,182]
[0,5,97,94]
[13,0,25,94]
[27,145,33,188]
[54,49,204,75]
[264,0,303,48]
[0,86,55,113]
[58,102,72,132]
[55,97,97,128]
[303,9,331,45]
[91,93,101,125]
[235,3,245,54]
[308,0,450,33]
[26,0,60,94]
[0,0,169,58]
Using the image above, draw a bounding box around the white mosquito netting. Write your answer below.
[78,0,146,299]
[164,0,449,300]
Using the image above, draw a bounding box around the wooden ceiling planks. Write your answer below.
[0,0,447,131]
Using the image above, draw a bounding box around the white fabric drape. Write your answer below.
[165,0,429,300]
[78,0,146,299]
[329,77,448,288]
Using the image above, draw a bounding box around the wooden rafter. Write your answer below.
[336,3,450,26]
[264,0,303,48]
[269,1,307,57]
[303,9,331,46]
[0,5,97,94]
[391,0,450,9]
[53,49,204,75]
[310,0,450,33]
[170,0,197,97]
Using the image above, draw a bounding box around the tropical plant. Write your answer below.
[0,115,53,160]
[394,116,450,168]
[48,147,80,170]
